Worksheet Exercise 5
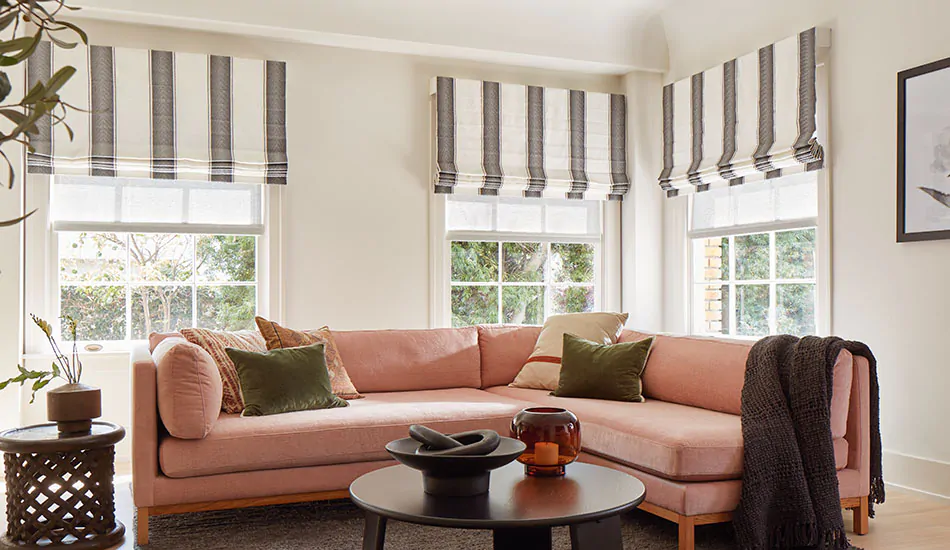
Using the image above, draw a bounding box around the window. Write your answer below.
[58,232,257,341]
[37,175,267,344]
[689,172,821,337]
[440,196,604,328]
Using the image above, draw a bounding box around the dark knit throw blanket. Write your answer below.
[735,336,884,550]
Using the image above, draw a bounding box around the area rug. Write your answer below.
[139,500,739,549]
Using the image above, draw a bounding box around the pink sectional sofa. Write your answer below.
[132,325,872,550]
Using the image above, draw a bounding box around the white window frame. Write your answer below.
[23,174,284,355]
[688,223,821,338]
[686,170,831,338]
[429,194,622,328]
[682,39,832,338]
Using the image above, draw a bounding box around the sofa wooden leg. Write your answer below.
[853,496,869,535]
[137,507,150,546]
[678,516,696,550]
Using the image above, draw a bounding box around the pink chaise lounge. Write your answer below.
[131,325,872,550]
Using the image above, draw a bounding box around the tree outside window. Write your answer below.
[59,232,257,341]
[693,228,816,337]
[450,240,596,327]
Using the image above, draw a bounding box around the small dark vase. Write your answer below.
[510,407,581,477]
[47,383,101,435]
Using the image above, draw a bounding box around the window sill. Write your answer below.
[688,332,761,342]
[22,350,134,360]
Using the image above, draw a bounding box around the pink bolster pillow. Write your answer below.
[153,337,223,439]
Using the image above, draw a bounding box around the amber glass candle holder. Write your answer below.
[510,407,581,477]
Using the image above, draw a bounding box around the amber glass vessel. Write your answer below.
[510,407,581,477]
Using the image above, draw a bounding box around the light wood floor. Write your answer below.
[2,483,948,548]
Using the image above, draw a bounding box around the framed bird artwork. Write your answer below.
[898,55,950,242]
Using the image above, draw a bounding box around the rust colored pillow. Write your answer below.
[254,317,363,400]
[180,328,266,414]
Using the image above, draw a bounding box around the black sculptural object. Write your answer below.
[385,424,525,496]
[410,425,501,456]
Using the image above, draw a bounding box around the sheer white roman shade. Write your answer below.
[25,42,287,184]
[51,175,264,235]
[659,28,827,197]
[447,195,601,237]
[689,171,817,238]
[433,77,629,201]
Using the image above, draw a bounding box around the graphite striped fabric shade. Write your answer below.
[658,27,825,197]
[26,42,288,184]
[433,77,629,201]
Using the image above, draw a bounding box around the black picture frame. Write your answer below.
[897,55,950,242]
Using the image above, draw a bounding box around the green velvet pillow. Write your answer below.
[552,333,655,402]
[225,342,348,417]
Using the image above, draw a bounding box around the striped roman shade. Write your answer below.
[25,42,287,184]
[658,27,826,197]
[433,77,629,201]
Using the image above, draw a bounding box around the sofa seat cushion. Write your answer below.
[486,387,848,482]
[159,388,531,478]
[619,331,854,441]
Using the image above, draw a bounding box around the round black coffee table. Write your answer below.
[349,461,646,550]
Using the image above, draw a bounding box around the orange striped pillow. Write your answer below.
[180,328,266,414]
[254,317,363,400]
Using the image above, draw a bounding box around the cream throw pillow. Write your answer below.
[510,312,629,390]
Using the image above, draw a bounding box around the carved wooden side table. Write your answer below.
[0,422,125,549]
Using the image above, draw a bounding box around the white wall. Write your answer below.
[71,0,670,74]
[0,182,22,430]
[660,0,950,497]
[622,71,666,331]
[8,20,627,436]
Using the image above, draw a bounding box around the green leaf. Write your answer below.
[61,119,73,141]
[0,108,34,130]
[44,66,77,97]
[29,378,53,403]
[0,56,18,67]
[48,34,77,50]
[9,32,42,63]
[31,376,51,392]
[56,20,88,45]
[51,362,60,378]
[0,35,38,55]
[0,71,9,103]
[0,209,36,227]
[0,148,14,190]
[21,81,45,105]
[0,11,18,33]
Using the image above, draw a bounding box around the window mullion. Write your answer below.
[769,231,777,334]
[728,236,737,336]
[192,236,198,329]
[544,242,551,319]
[497,242,503,324]
[125,234,132,341]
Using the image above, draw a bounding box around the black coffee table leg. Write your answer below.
[362,512,387,550]
[493,526,552,550]
[569,514,623,550]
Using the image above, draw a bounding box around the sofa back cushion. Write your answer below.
[332,327,481,392]
[622,331,750,415]
[478,325,542,388]
[153,337,222,439]
[620,330,854,439]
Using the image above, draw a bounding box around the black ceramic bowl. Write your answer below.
[385,436,526,497]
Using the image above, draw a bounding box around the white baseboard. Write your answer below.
[883,450,950,500]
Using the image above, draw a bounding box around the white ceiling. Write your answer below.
[72,0,671,74]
